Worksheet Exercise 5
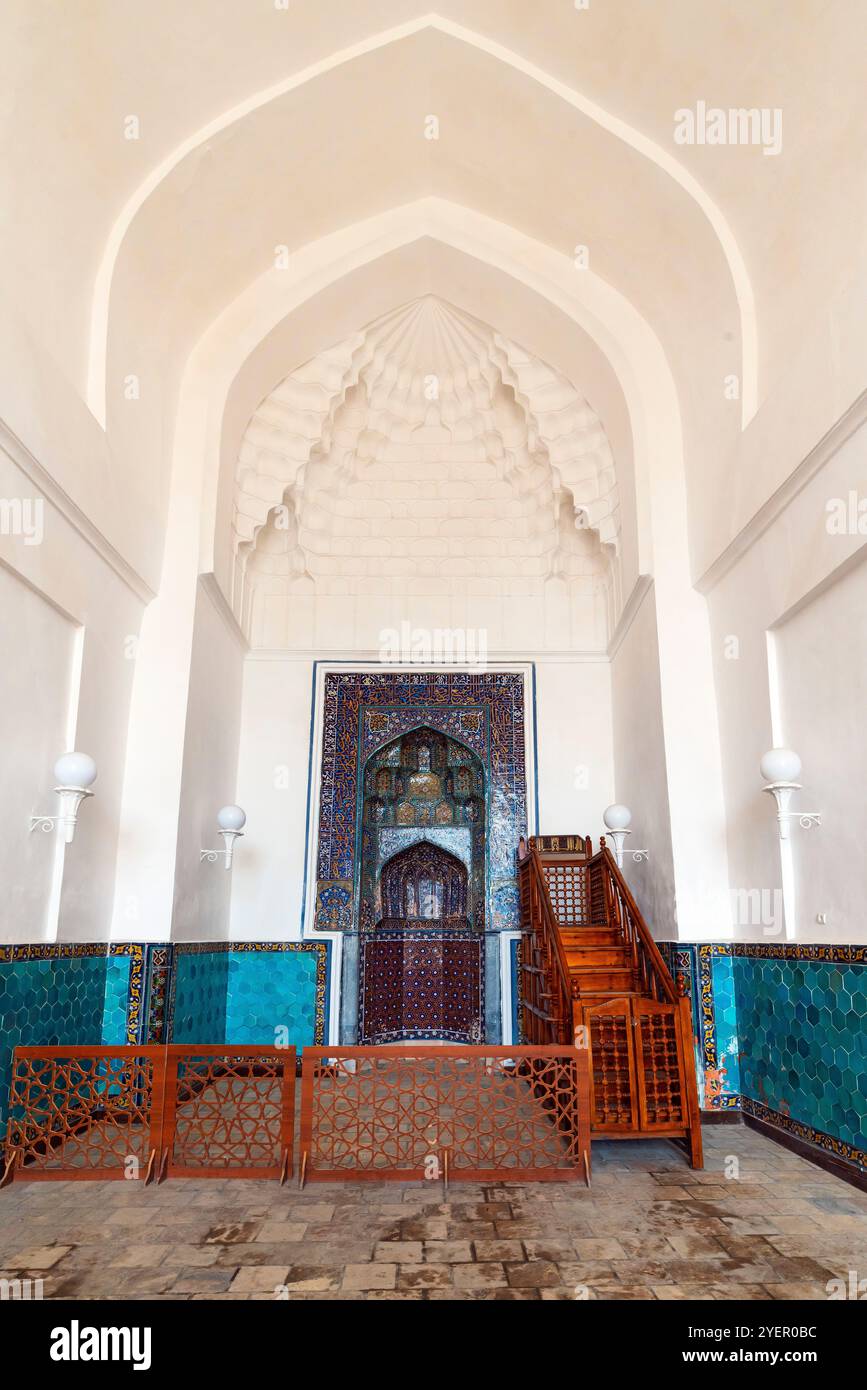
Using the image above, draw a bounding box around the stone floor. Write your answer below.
[1,1125,865,1300]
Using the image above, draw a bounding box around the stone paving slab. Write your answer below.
[0,1129,865,1300]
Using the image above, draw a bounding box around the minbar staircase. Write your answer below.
[517,834,703,1168]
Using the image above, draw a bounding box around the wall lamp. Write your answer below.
[760,748,821,840]
[29,752,97,844]
[201,805,246,869]
[602,804,649,868]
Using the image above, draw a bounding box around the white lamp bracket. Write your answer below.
[29,786,94,844]
[200,829,244,870]
[762,782,822,840]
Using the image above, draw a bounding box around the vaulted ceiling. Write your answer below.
[236,296,619,649]
[4,0,866,600]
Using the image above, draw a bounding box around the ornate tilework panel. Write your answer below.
[732,954,867,1154]
[314,671,527,932]
[711,952,741,1097]
[143,945,173,1043]
[510,938,523,1044]
[667,941,867,1167]
[358,930,483,1043]
[377,827,473,873]
[168,946,229,1044]
[0,951,109,1126]
[101,953,132,1045]
[225,945,329,1047]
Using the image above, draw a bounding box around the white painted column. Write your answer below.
[110,391,209,940]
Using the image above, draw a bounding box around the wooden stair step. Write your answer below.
[573,988,646,1000]
[557,928,622,945]
[563,946,632,967]
[568,968,639,993]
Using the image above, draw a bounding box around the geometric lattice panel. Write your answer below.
[300,1047,588,1182]
[588,1012,634,1126]
[5,1048,160,1178]
[163,1048,294,1178]
[543,862,589,925]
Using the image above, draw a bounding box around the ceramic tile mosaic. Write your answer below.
[710,951,741,1100]
[168,946,229,1044]
[100,952,132,1046]
[224,945,329,1047]
[669,941,867,1172]
[312,671,529,935]
[732,953,867,1157]
[510,937,523,1044]
[0,949,109,1126]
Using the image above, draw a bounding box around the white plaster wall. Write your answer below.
[0,439,145,942]
[705,409,867,943]
[0,563,76,940]
[170,579,245,940]
[609,582,677,936]
[533,660,614,839]
[774,556,867,940]
[230,658,313,941]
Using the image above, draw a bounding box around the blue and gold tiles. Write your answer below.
[672,941,867,1172]
[0,946,110,1125]
[165,942,329,1047]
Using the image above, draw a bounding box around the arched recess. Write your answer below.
[196,201,654,593]
[89,12,756,432]
[113,200,732,943]
[233,293,623,649]
[359,724,486,931]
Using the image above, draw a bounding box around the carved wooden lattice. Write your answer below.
[299,1046,591,1182]
[4,1047,165,1181]
[635,1004,685,1128]
[587,1006,635,1128]
[160,1047,295,1180]
[543,861,589,924]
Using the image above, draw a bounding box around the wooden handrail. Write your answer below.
[587,844,678,1003]
[517,834,701,1167]
[516,845,575,1045]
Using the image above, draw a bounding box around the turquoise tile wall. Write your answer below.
[667,943,867,1167]
[169,949,229,1043]
[0,954,109,1125]
[733,955,867,1154]
[225,949,322,1047]
[711,952,741,1097]
[101,953,132,1045]
[510,938,522,1043]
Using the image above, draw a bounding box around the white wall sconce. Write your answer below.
[602,804,649,868]
[201,805,246,869]
[760,748,821,840]
[29,752,98,844]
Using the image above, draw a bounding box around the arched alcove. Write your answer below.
[379,842,468,925]
[357,724,486,1044]
[359,725,486,931]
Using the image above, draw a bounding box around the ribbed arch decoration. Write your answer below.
[379,841,468,925]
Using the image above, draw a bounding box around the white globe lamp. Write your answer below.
[760,748,820,839]
[29,751,99,843]
[201,805,247,869]
[602,803,634,868]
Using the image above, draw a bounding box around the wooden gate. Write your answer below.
[2,1046,165,1183]
[299,1045,591,1184]
[159,1046,295,1181]
[2,1045,295,1185]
